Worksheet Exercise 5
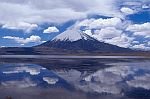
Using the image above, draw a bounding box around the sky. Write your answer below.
[0,0,150,50]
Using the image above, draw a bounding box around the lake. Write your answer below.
[0,56,150,99]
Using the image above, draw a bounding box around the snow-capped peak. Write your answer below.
[52,28,89,42]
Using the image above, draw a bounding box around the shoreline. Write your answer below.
[0,55,149,59]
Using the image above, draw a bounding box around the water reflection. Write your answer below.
[53,61,150,95]
[0,59,150,99]
[0,64,71,89]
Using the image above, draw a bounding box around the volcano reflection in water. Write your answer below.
[0,59,150,99]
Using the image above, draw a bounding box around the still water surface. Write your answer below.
[0,57,150,99]
[0,55,149,59]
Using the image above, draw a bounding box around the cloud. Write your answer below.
[127,74,150,90]
[43,77,59,84]
[120,7,135,15]
[148,42,150,46]
[55,69,122,94]
[105,34,134,48]
[124,22,150,50]
[0,1,148,27]
[84,27,133,48]
[87,17,122,29]
[0,1,86,32]
[132,41,139,44]
[142,4,150,9]
[3,35,43,45]
[55,69,81,83]
[43,26,59,33]
[77,17,134,48]
[2,66,45,75]
[132,44,150,50]
[0,0,124,32]
[93,27,122,39]
[126,22,150,37]
[126,22,150,32]
[0,46,6,48]
[2,22,38,33]
[122,1,142,6]
[122,1,150,11]
[1,78,37,88]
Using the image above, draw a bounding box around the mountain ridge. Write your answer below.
[38,29,132,52]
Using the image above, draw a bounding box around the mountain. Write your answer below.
[37,28,132,52]
[0,29,149,55]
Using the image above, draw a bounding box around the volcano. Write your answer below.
[38,28,132,52]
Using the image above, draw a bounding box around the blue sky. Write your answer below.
[0,0,150,50]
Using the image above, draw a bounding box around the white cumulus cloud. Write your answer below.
[104,34,134,48]
[93,27,122,39]
[2,22,38,33]
[43,26,59,33]
[132,44,150,50]
[126,22,150,39]
[120,7,135,15]
[78,17,134,48]
[3,35,43,45]
[126,22,150,32]
[88,17,122,29]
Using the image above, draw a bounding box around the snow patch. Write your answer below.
[52,27,89,42]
